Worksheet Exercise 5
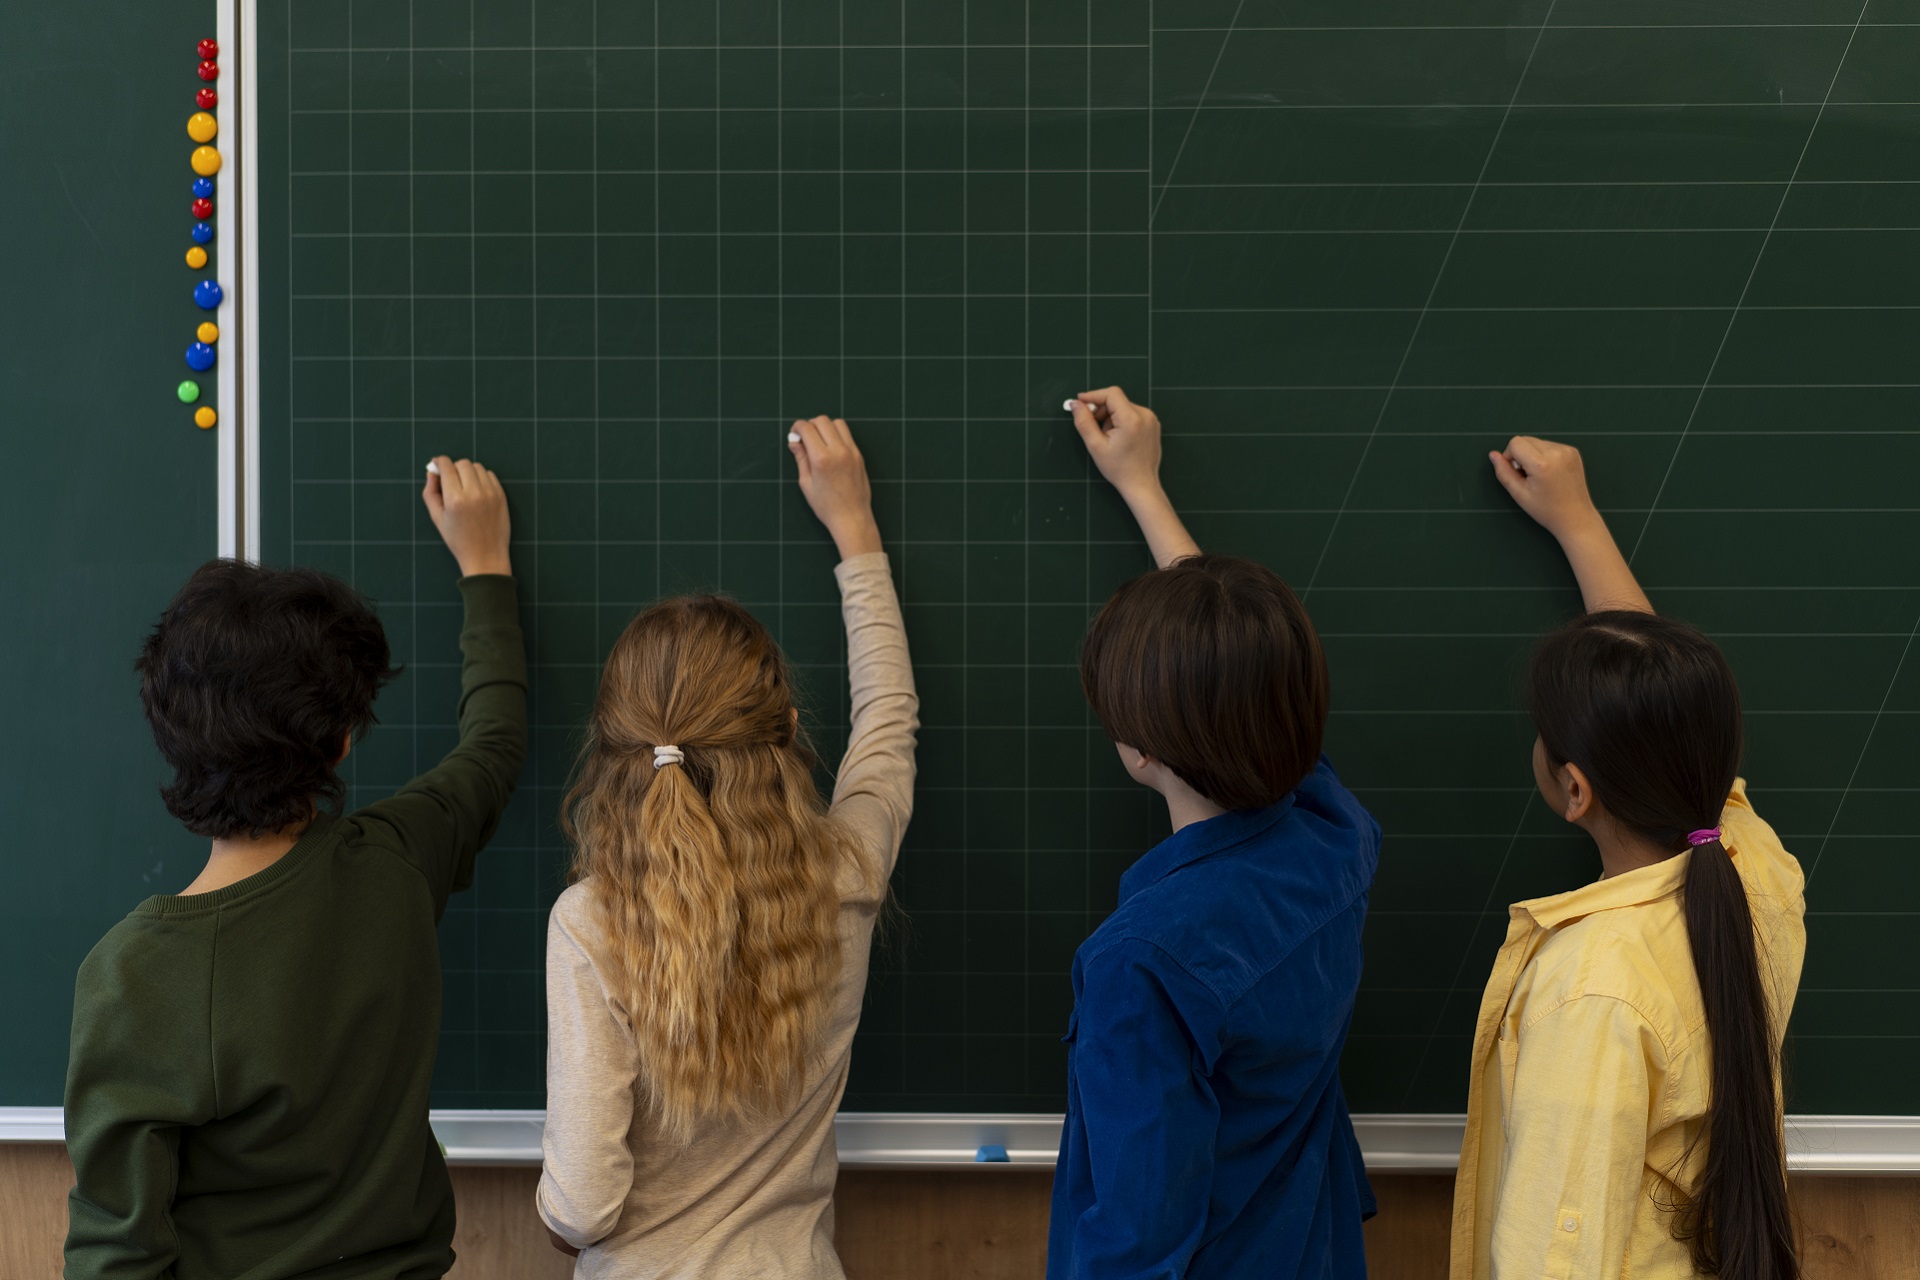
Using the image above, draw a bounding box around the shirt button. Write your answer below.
[1563,1218,1577,1232]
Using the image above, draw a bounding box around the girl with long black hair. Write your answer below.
[1451,437,1805,1280]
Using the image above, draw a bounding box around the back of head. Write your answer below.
[1529,611,1796,1280]
[137,559,397,839]
[1081,554,1328,811]
[563,595,852,1141]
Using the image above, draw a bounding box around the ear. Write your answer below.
[335,732,353,767]
[1114,742,1153,772]
[1560,761,1596,823]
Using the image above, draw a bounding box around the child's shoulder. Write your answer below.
[76,905,215,999]
[1721,779,1806,904]
[548,880,603,939]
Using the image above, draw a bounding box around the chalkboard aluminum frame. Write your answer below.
[3,1108,1916,1173]
[214,0,1920,1173]
[216,0,262,563]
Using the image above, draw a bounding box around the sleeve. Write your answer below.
[356,574,528,916]
[1720,777,1806,907]
[63,934,217,1280]
[827,553,919,886]
[1489,995,1662,1280]
[1061,944,1224,1280]
[536,890,640,1250]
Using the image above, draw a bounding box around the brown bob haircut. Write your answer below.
[1081,554,1329,812]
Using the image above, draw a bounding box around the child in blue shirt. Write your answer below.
[1049,389,1380,1280]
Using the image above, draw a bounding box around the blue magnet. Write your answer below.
[185,342,216,372]
[192,176,215,199]
[974,1144,1010,1163]
[191,221,214,245]
[194,279,224,310]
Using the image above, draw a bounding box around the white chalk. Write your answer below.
[787,431,802,443]
[425,460,439,474]
[1062,398,1079,412]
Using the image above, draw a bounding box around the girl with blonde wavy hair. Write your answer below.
[536,418,918,1279]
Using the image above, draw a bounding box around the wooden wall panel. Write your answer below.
[0,1144,69,1280]
[3,1145,1915,1279]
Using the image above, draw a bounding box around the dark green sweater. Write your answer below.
[64,575,527,1280]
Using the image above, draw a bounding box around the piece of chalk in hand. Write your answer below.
[787,431,802,443]
[1062,399,1079,412]
[425,460,440,474]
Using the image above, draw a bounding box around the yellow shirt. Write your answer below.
[1448,781,1806,1280]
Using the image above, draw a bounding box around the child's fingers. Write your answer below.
[1081,386,1135,426]
[807,415,841,458]
[789,436,813,484]
[830,417,856,452]
[1489,450,1526,497]
[423,467,445,517]
[790,417,826,465]
[1504,436,1553,475]
[1075,386,1126,409]
[449,458,481,499]
[1068,400,1107,451]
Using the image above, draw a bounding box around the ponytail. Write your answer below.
[1529,611,1797,1280]
[1677,836,1796,1279]
[563,595,853,1142]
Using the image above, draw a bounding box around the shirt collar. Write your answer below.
[1512,847,1691,930]
[1118,793,1299,905]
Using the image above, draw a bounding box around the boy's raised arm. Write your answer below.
[1068,387,1201,569]
[359,458,528,912]
[1489,436,1654,615]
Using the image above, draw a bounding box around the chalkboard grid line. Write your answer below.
[1081,0,1094,1087]
[282,100,1920,112]
[1625,0,1873,569]
[1298,1,1562,602]
[408,0,419,790]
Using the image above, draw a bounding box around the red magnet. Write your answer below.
[198,39,219,60]
[197,60,219,82]
[197,87,218,110]
[192,197,213,220]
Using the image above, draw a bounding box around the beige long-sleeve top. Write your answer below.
[536,552,917,1280]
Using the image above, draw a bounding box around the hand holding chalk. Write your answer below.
[1066,386,1164,501]
[1068,387,1200,567]
[1487,436,1601,542]
[423,455,513,578]
[789,416,883,560]
[1489,436,1652,614]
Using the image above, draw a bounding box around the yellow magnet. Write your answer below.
[191,145,223,176]
[187,112,218,143]
[195,406,218,429]
[197,321,219,344]
[185,246,209,269]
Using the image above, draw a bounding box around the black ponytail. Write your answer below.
[1529,611,1796,1280]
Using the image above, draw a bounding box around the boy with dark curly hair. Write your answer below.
[63,458,525,1280]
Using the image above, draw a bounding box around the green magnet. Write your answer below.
[177,380,202,403]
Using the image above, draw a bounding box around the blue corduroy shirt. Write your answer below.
[1048,757,1381,1280]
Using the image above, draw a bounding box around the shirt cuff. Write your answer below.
[834,550,892,585]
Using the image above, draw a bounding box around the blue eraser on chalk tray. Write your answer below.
[975,1144,1010,1163]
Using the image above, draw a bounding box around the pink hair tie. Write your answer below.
[1686,828,1722,846]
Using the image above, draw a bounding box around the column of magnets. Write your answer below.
[178,37,224,429]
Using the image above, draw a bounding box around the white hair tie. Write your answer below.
[652,745,685,770]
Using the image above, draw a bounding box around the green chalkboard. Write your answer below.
[0,0,219,1106]
[243,0,1917,1120]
